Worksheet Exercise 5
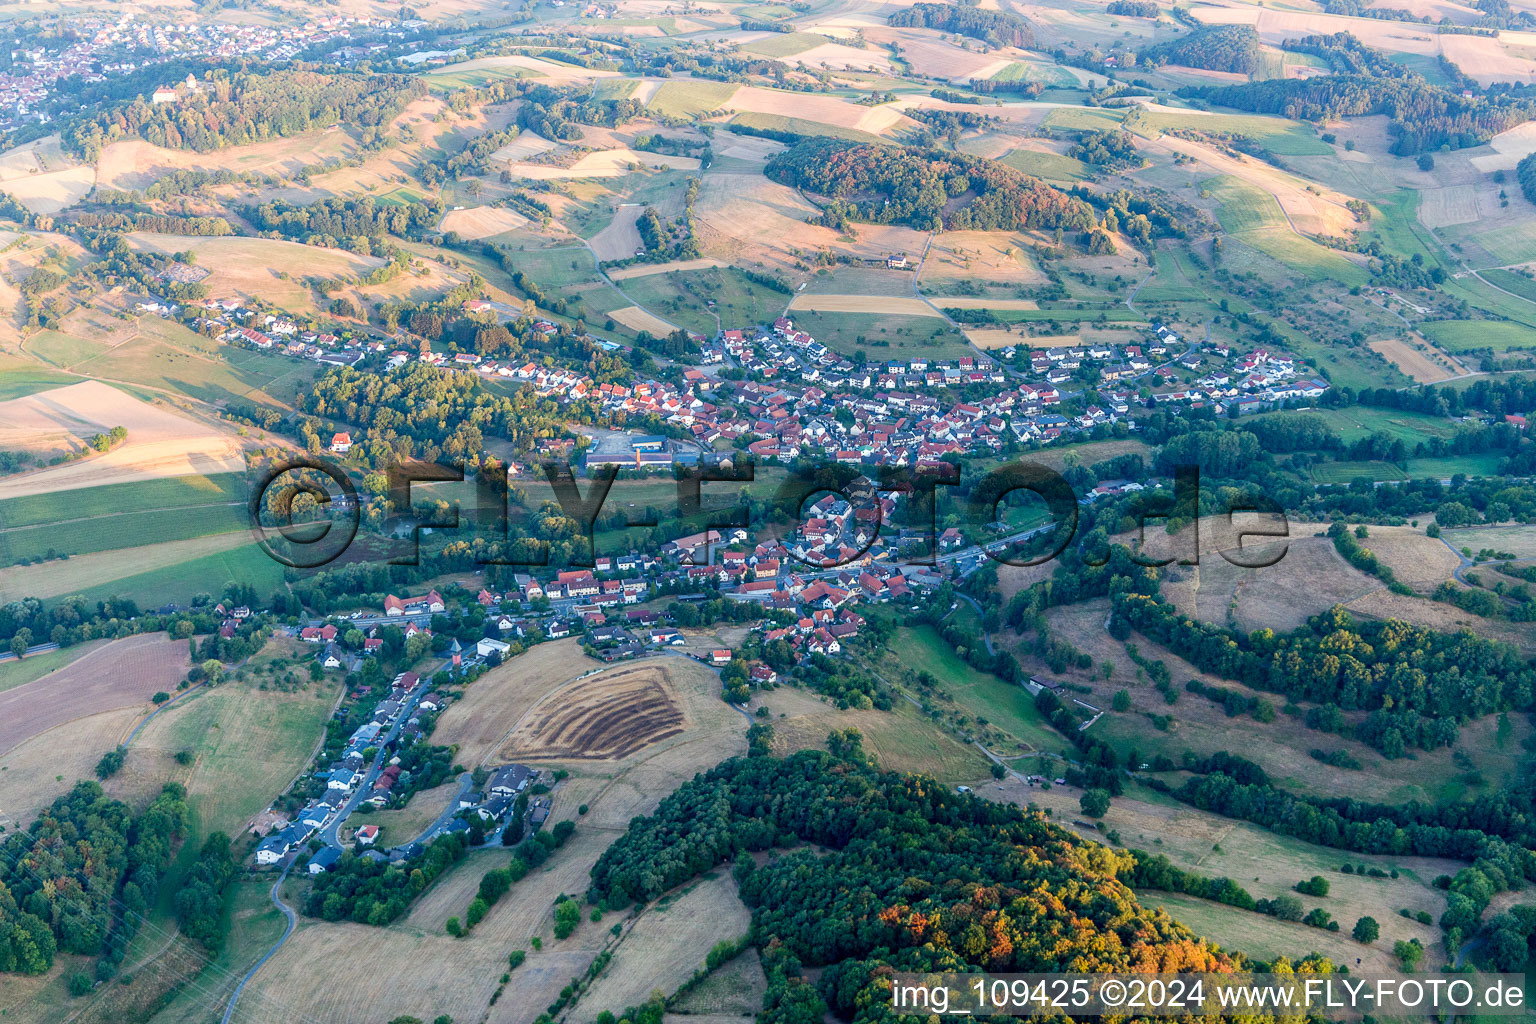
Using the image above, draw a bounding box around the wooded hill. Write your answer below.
[763,137,1098,234]
[887,2,1036,48]
[589,747,1255,1024]
[1185,33,1535,154]
[1138,25,1260,75]
[62,69,424,160]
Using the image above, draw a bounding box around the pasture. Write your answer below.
[782,309,973,359]
[618,266,790,337]
[119,669,341,838]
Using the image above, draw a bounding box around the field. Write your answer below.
[1421,319,1536,352]
[361,780,462,847]
[500,659,691,762]
[234,648,747,1024]
[577,872,750,1014]
[0,380,245,499]
[788,294,939,317]
[432,639,598,764]
[882,624,1068,759]
[115,664,342,838]
[1013,780,1451,955]
[618,266,790,337]
[766,685,990,785]
[0,632,189,756]
[779,309,973,359]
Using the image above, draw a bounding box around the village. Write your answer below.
[189,282,1331,478]
[0,12,424,131]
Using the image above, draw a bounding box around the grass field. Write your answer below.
[1310,459,1407,484]
[727,111,887,143]
[999,148,1092,182]
[0,640,100,694]
[1042,107,1126,131]
[1421,319,1536,352]
[767,689,990,784]
[619,266,790,337]
[68,539,287,609]
[1205,175,1368,286]
[127,671,341,838]
[992,61,1078,88]
[739,31,829,58]
[0,472,248,565]
[649,80,740,118]
[1136,110,1332,156]
[1248,406,1462,446]
[884,624,1068,758]
[780,309,973,358]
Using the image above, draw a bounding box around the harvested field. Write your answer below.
[0,380,246,498]
[0,164,94,214]
[439,205,529,239]
[0,707,145,822]
[491,132,559,163]
[0,531,252,603]
[1417,185,1481,228]
[505,148,701,180]
[500,660,690,762]
[607,257,725,280]
[1368,336,1465,383]
[784,42,894,73]
[580,872,750,1013]
[607,304,679,336]
[788,294,940,317]
[591,204,647,261]
[727,86,913,135]
[0,632,188,756]
[965,328,1077,349]
[430,638,599,767]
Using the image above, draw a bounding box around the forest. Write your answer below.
[763,137,1099,234]
[302,833,467,925]
[301,362,570,467]
[61,69,424,161]
[588,746,1245,1024]
[0,782,187,978]
[887,2,1035,48]
[245,196,446,248]
[1138,25,1260,75]
[1187,33,1535,153]
[1112,593,1534,755]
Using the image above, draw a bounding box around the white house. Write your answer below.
[476,637,512,659]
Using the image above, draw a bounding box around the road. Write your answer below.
[0,640,59,664]
[388,770,474,853]
[319,671,437,850]
[220,860,296,1024]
